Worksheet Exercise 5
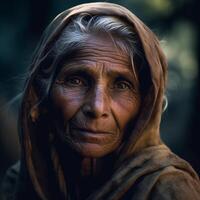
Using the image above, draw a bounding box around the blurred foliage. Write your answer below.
[0,0,199,179]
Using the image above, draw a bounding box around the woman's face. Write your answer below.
[51,35,141,158]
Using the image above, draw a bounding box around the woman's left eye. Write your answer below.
[114,81,131,90]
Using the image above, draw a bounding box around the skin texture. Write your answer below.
[51,35,141,158]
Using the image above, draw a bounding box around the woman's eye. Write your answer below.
[55,73,90,88]
[65,78,83,85]
[115,81,131,90]
[65,76,86,87]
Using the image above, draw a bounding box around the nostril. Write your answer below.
[85,110,96,118]
[82,103,109,118]
[82,104,96,118]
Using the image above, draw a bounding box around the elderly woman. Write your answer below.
[1,2,200,200]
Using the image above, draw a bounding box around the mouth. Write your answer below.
[70,127,114,144]
[74,127,113,134]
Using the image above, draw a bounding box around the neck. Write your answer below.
[80,157,98,177]
[57,144,114,199]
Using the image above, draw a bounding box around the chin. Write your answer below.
[70,142,119,158]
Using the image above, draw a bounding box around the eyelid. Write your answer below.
[66,76,86,85]
[55,71,137,91]
[60,69,90,79]
[114,81,131,90]
[115,78,140,94]
[115,77,134,87]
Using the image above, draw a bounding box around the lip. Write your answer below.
[71,125,113,134]
[70,127,114,144]
[74,127,113,134]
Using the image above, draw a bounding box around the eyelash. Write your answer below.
[56,75,133,91]
[114,80,132,90]
[65,76,87,87]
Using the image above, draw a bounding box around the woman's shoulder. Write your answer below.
[0,161,20,200]
[123,145,200,200]
[149,165,200,200]
[126,162,200,200]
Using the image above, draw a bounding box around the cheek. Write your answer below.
[112,93,141,130]
[51,86,85,121]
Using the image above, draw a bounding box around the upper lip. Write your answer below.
[73,126,113,134]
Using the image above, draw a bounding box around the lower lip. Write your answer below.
[71,129,114,144]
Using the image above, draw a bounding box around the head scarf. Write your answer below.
[17,2,200,200]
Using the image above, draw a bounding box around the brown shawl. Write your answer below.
[1,2,200,200]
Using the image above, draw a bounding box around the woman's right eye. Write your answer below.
[66,77,83,86]
[55,72,90,88]
[63,76,88,87]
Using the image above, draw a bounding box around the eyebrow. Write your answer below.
[59,61,138,85]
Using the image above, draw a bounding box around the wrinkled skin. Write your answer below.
[51,35,141,158]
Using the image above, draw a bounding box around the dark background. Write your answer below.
[0,0,200,181]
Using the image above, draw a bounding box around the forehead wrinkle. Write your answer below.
[84,51,128,63]
[95,61,106,80]
[78,44,130,65]
[61,59,135,80]
[72,56,129,66]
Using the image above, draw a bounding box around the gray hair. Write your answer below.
[53,14,141,83]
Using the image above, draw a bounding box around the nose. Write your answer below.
[82,85,109,118]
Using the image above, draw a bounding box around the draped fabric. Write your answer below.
[1,2,200,200]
